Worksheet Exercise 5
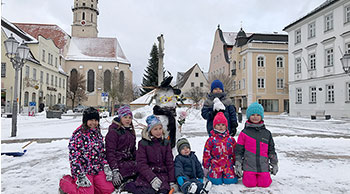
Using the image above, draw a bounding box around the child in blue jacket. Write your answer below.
[174,138,211,194]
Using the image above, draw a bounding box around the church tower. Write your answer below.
[71,0,99,37]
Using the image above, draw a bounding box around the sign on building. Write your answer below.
[101,92,108,102]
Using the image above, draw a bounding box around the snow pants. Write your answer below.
[242,171,272,188]
[208,168,237,185]
[59,171,115,194]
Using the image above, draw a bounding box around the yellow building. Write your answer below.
[230,28,289,114]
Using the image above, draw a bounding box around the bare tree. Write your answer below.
[207,73,233,95]
[185,87,205,108]
[67,71,87,109]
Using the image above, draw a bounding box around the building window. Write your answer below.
[46,73,49,84]
[308,22,316,38]
[238,61,241,69]
[309,86,317,103]
[25,66,30,78]
[91,13,93,22]
[296,88,302,104]
[295,29,301,44]
[326,84,334,103]
[309,53,316,70]
[51,75,54,86]
[325,48,334,67]
[191,82,194,87]
[295,57,301,73]
[104,70,111,91]
[257,56,264,67]
[59,78,62,88]
[32,92,36,103]
[48,53,51,65]
[276,57,283,68]
[277,78,284,89]
[119,71,125,92]
[40,71,43,83]
[242,79,245,89]
[195,72,199,77]
[243,58,246,69]
[55,76,57,87]
[1,63,6,77]
[238,80,241,90]
[33,68,37,80]
[24,92,29,107]
[346,42,350,54]
[82,12,85,20]
[87,69,95,92]
[346,82,350,102]
[200,82,204,87]
[55,57,58,67]
[345,5,350,24]
[232,80,236,90]
[63,79,65,88]
[258,78,265,88]
[324,13,333,32]
[58,93,61,104]
[42,50,45,62]
[258,99,279,112]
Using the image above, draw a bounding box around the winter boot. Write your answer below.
[200,180,212,194]
[188,182,198,194]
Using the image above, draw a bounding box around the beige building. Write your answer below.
[176,63,209,96]
[230,28,289,114]
[1,18,68,113]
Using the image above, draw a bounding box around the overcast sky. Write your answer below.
[2,0,325,85]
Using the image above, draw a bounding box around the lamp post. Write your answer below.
[340,53,350,76]
[4,34,30,137]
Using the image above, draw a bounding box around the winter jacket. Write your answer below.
[135,127,175,191]
[202,129,236,179]
[68,124,106,178]
[235,121,278,173]
[201,92,238,136]
[174,151,204,180]
[105,118,137,178]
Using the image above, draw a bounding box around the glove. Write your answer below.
[76,174,92,188]
[203,168,209,178]
[104,164,113,182]
[170,182,179,192]
[198,178,203,183]
[150,177,162,191]
[112,169,123,187]
[234,161,243,178]
[177,176,185,186]
[213,97,225,111]
[270,163,278,175]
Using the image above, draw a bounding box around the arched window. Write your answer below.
[32,93,36,103]
[70,69,78,91]
[277,57,283,68]
[87,69,95,92]
[82,12,85,20]
[119,71,124,93]
[58,93,61,104]
[24,92,29,107]
[104,70,111,91]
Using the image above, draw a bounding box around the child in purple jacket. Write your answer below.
[59,107,114,194]
[105,105,137,192]
[133,115,177,194]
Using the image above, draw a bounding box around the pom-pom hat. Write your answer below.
[213,112,228,128]
[118,105,133,118]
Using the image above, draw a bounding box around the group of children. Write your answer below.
[59,79,278,194]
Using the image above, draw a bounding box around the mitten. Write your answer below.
[104,164,113,182]
[76,174,92,188]
[170,182,179,192]
[203,168,209,178]
[270,163,278,175]
[198,178,203,183]
[150,177,162,191]
[177,176,186,186]
[112,169,123,187]
[234,161,243,178]
[213,98,225,111]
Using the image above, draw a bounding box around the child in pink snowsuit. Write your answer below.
[235,102,278,188]
[59,107,115,194]
[202,112,238,185]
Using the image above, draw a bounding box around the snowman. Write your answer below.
[153,76,181,149]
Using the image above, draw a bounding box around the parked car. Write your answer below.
[73,104,87,113]
[51,104,67,113]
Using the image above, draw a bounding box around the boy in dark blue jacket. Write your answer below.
[174,138,212,194]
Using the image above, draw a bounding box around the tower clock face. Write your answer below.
[81,20,86,25]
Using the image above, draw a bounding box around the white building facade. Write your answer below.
[284,0,350,119]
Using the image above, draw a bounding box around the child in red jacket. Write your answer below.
[202,112,238,185]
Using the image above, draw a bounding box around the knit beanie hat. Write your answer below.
[211,80,224,92]
[146,115,162,132]
[118,105,133,118]
[83,107,100,124]
[246,102,264,120]
[176,138,191,154]
[213,112,228,128]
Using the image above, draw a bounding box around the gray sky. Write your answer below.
[1,0,325,84]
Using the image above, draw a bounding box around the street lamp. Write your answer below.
[340,53,350,76]
[4,34,30,137]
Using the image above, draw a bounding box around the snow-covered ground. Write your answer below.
[1,106,350,193]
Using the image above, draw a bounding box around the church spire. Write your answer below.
[71,0,99,37]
